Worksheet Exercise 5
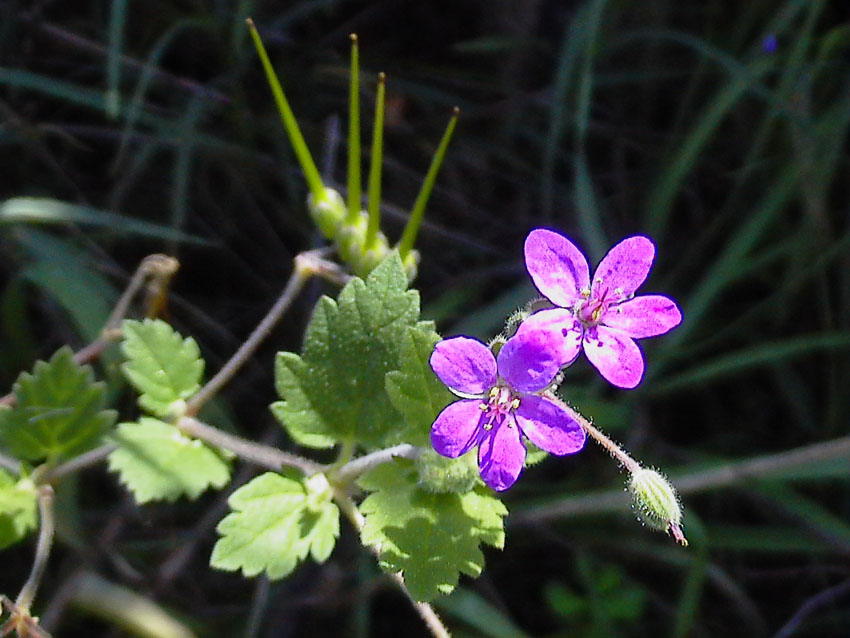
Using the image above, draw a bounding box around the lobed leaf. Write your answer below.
[358,459,507,601]
[210,472,340,579]
[0,347,117,462]
[121,319,204,417]
[0,469,37,550]
[107,418,230,504]
[272,254,423,449]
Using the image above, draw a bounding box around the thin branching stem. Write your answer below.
[16,486,56,611]
[333,444,423,484]
[334,494,451,638]
[40,445,116,484]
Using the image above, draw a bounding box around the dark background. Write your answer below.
[1,1,849,637]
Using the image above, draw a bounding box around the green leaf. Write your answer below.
[107,418,230,504]
[0,347,117,462]
[210,472,340,579]
[385,324,453,447]
[0,470,37,550]
[358,459,507,601]
[272,254,422,449]
[120,319,204,417]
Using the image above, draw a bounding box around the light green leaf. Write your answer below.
[358,459,507,601]
[0,470,37,550]
[385,325,452,447]
[210,472,340,579]
[0,347,117,462]
[272,254,422,449]
[107,418,230,504]
[121,319,204,417]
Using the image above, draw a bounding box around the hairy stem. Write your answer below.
[333,444,423,484]
[178,416,322,475]
[334,494,451,638]
[40,445,116,484]
[16,486,56,611]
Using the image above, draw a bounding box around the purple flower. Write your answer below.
[520,229,682,389]
[762,34,778,54]
[429,331,586,491]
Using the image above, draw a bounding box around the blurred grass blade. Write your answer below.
[106,0,128,118]
[0,197,209,244]
[435,587,531,638]
[397,107,459,260]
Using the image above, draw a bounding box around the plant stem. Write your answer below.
[365,72,386,250]
[16,486,56,611]
[333,444,422,484]
[184,255,311,416]
[178,417,322,476]
[334,494,451,638]
[40,445,116,484]
[550,395,640,473]
[516,434,850,523]
[346,34,361,225]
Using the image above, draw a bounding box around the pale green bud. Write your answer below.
[628,468,688,546]
[337,211,369,262]
[401,250,420,282]
[415,449,479,494]
[303,472,332,512]
[307,188,346,239]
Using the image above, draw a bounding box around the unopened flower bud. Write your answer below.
[415,448,479,494]
[628,467,687,546]
[306,188,346,239]
[304,472,332,512]
[401,249,420,282]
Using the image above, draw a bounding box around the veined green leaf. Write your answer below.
[0,347,116,462]
[107,418,230,504]
[0,469,37,550]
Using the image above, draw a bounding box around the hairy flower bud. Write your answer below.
[415,448,479,494]
[306,188,346,239]
[628,467,687,546]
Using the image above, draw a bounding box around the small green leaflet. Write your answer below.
[273,254,431,449]
[0,469,37,549]
[121,319,204,417]
[358,460,507,602]
[107,418,230,504]
[0,347,116,462]
[210,472,340,579]
[385,325,453,447]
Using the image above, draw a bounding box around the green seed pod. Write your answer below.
[307,188,347,239]
[401,249,420,282]
[337,211,369,262]
[415,448,479,494]
[628,467,688,545]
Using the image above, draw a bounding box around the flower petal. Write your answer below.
[514,395,586,455]
[592,236,655,301]
[524,229,590,308]
[430,337,496,395]
[515,309,583,368]
[478,421,526,491]
[497,328,562,393]
[430,400,486,458]
[603,295,682,339]
[583,326,645,389]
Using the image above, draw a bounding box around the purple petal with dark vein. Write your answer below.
[524,229,590,308]
[583,325,645,389]
[602,295,682,339]
[430,399,486,458]
[592,236,655,301]
[478,421,526,491]
[497,328,562,393]
[514,395,586,455]
[515,308,583,368]
[430,337,496,395]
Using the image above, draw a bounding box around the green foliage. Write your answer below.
[107,418,230,504]
[273,254,433,449]
[385,325,452,447]
[0,470,37,550]
[121,319,204,417]
[210,472,340,579]
[0,347,116,462]
[358,459,507,601]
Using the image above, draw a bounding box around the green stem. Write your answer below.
[365,72,386,250]
[245,18,324,201]
[346,34,362,224]
[397,107,459,259]
[16,486,55,611]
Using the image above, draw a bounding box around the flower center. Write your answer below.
[479,385,520,430]
[574,283,625,328]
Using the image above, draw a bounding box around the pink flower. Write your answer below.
[519,229,682,389]
[429,331,585,491]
